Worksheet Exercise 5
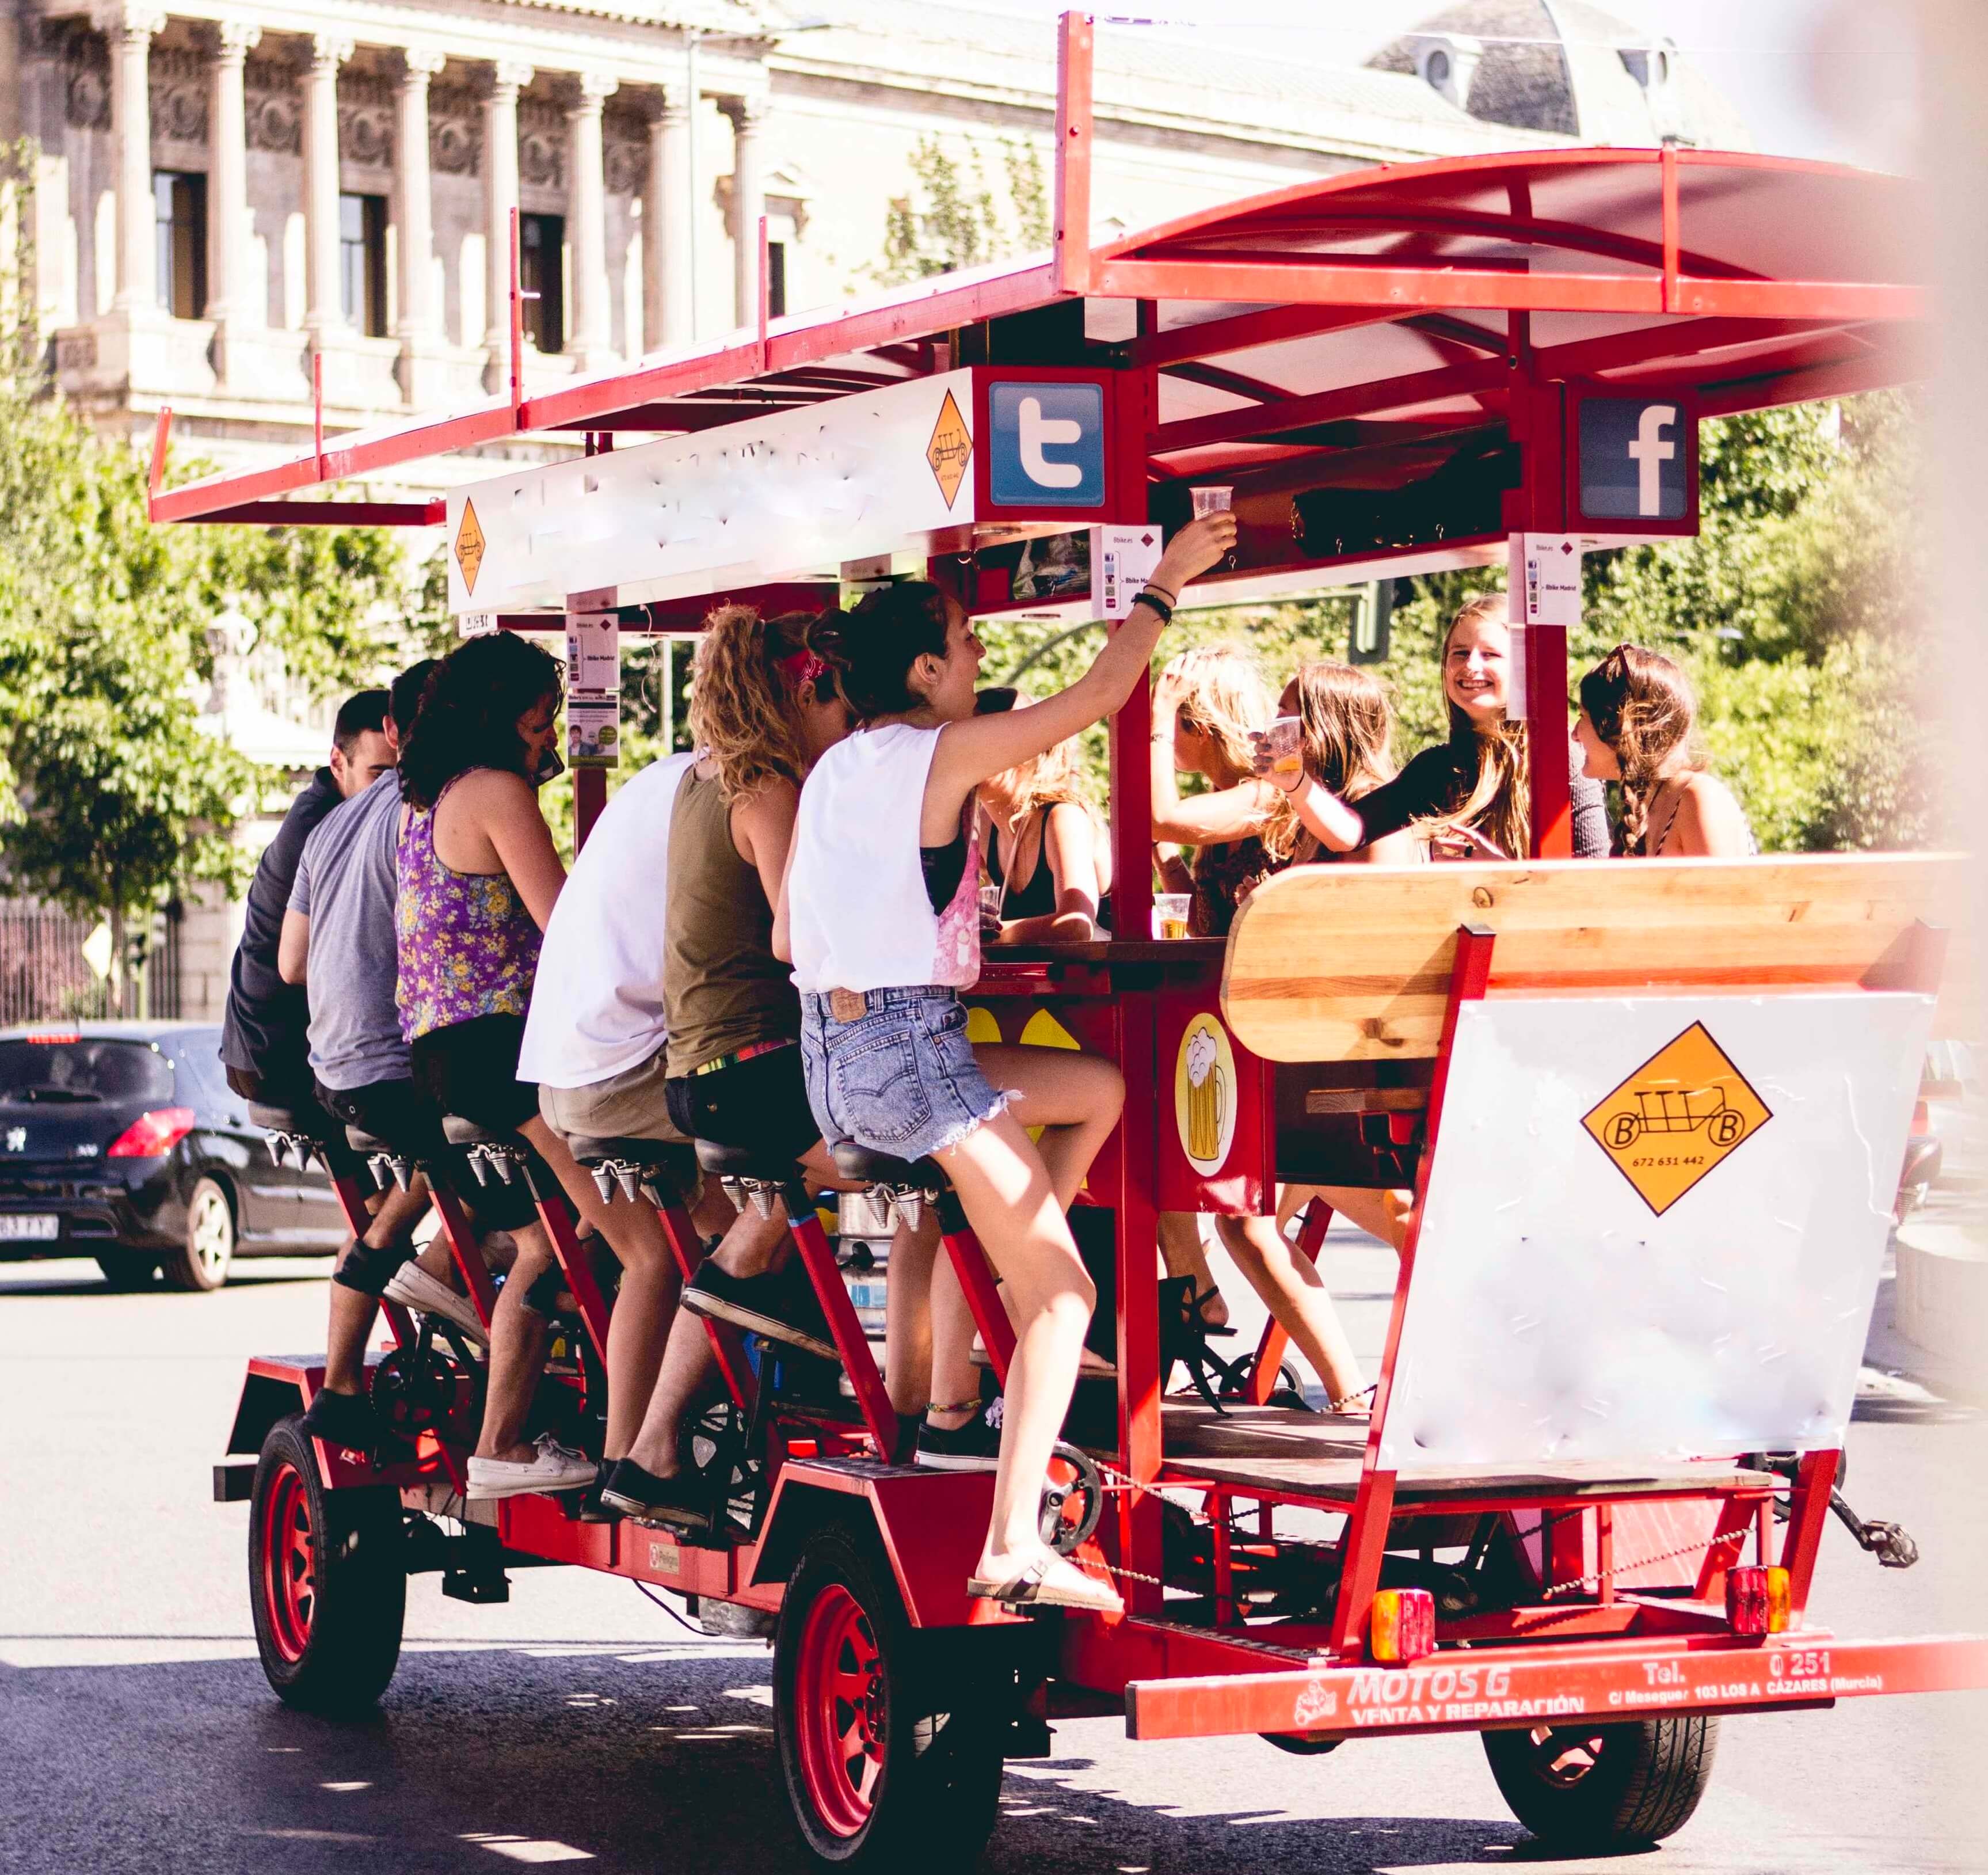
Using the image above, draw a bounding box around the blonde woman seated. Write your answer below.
[974,686,1110,944]
[1149,644,1393,1410]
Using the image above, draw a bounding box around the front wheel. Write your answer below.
[162,1176,234,1291]
[248,1414,405,1714]
[774,1525,1006,1869]
[1483,1715,1719,1849]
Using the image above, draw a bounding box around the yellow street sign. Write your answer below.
[454,498,486,595]
[1581,1021,1771,1216]
[926,390,972,508]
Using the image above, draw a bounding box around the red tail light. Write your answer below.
[107,1106,196,1158]
[1911,1100,1930,1137]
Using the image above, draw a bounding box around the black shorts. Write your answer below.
[319,1069,539,1233]
[665,1042,820,1166]
[227,1063,362,1179]
[410,1013,540,1134]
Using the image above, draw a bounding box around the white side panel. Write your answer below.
[444,370,975,613]
[1378,992,1934,1470]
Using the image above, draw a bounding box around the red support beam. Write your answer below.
[1053,10,1094,294]
[1129,303,1409,370]
[1150,356,1508,456]
[1096,257,1666,317]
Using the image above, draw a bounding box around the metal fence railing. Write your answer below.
[0,900,186,1026]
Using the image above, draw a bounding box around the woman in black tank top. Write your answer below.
[973,689,1108,943]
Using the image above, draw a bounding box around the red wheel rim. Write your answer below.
[794,1583,886,1839]
[258,1461,316,1664]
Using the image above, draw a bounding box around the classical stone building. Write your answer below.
[0,0,1744,482]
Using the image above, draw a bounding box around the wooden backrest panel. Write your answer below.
[1220,853,1966,1063]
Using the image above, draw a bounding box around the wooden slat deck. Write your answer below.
[1147,1402,1774,1505]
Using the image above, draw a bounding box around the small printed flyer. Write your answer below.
[568,695,620,769]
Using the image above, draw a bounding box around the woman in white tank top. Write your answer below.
[775,509,1237,1612]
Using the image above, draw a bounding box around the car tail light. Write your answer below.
[1726,1565,1792,1636]
[24,1028,81,1045]
[1369,1587,1436,1663]
[106,1106,196,1158]
[1911,1099,1930,1137]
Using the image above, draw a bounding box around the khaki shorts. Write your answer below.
[538,1045,689,1147]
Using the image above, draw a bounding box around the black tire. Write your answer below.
[247,1413,405,1715]
[94,1250,158,1289]
[774,1524,1006,1869]
[162,1175,234,1291]
[1483,1714,1719,1849]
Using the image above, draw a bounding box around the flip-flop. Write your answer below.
[966,1554,1123,1614]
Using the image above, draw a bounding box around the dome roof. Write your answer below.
[1368,0,1752,150]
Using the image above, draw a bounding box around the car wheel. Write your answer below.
[163,1176,235,1291]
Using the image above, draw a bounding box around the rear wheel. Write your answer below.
[775,1524,1006,1869]
[248,1414,405,1714]
[162,1176,234,1291]
[1483,1715,1719,1849]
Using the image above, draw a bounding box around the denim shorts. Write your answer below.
[801,987,1007,1165]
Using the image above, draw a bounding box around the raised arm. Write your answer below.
[925,512,1236,821]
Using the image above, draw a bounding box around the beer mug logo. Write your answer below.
[1175,1014,1237,1174]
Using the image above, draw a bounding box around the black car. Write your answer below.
[0,1022,346,1290]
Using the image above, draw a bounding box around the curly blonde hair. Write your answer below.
[987,694,1094,818]
[686,604,818,801]
[1160,642,1298,861]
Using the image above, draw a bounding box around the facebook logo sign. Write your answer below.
[1579,397,1689,520]
[988,380,1105,507]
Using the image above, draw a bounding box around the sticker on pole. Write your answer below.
[454,499,486,595]
[1174,1013,1237,1176]
[1581,1021,1771,1216]
[926,389,972,508]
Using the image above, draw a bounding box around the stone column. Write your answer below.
[302,34,351,336]
[95,4,165,316]
[204,20,258,375]
[481,59,531,376]
[394,46,447,402]
[725,95,767,331]
[565,71,618,370]
[648,89,695,352]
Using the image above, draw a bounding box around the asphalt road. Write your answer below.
[5,1233,1988,1875]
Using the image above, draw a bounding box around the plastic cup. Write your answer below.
[978,882,1005,930]
[1265,714,1304,777]
[1154,892,1192,940]
[1190,485,1233,518]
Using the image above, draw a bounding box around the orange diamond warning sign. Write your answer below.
[926,389,972,508]
[1582,1021,1770,1216]
[454,498,486,595]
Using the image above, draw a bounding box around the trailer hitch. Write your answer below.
[1746,1454,1920,1569]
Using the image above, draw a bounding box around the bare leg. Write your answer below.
[881,1210,939,1418]
[1306,1182,1410,1253]
[1156,1210,1229,1328]
[938,1109,1102,1596]
[1212,1213,1365,1408]
[926,1251,982,1430]
[521,1115,683,1462]
[322,1180,435,1396]
[477,1223,555,1462]
[622,1202,790,1478]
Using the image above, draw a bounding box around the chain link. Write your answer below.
[1540,1534,1717,1600]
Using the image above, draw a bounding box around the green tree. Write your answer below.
[870,137,1052,286]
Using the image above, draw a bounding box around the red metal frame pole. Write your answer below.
[509,206,524,417]
[757,212,771,371]
[1053,11,1094,294]
[1513,365,1573,859]
[146,407,173,517]
[574,767,607,851]
[1327,924,1496,1658]
[312,349,325,480]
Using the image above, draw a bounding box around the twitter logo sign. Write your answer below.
[988,381,1105,507]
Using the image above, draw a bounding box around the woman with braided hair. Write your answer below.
[1575,644,1754,857]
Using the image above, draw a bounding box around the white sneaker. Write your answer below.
[383,1261,488,1345]
[466,1433,598,1501]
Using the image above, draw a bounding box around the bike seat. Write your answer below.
[693,1138,799,1184]
[442,1115,525,1151]
[247,1102,313,1136]
[569,1135,696,1173]
[832,1143,945,1191]
[345,1124,399,1157]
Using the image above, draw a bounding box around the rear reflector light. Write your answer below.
[1369,1587,1436,1663]
[1911,1100,1930,1136]
[24,1029,81,1045]
[106,1107,196,1158]
[1726,1565,1792,1636]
